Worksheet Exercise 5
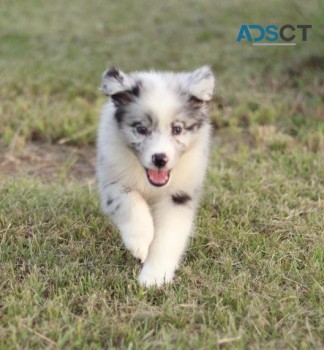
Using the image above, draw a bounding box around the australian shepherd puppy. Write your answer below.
[96,66,215,287]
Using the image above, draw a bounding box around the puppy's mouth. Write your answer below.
[145,168,171,187]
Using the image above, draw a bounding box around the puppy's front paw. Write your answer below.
[138,264,175,288]
[124,236,151,262]
[120,220,154,262]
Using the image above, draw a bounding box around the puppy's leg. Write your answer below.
[100,183,154,262]
[138,192,197,287]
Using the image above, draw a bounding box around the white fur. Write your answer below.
[97,66,215,287]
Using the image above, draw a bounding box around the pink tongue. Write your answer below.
[147,169,169,184]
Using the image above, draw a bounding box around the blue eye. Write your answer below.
[136,126,149,135]
[172,125,182,135]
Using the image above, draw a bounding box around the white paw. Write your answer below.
[120,221,154,263]
[124,236,151,262]
[138,264,175,287]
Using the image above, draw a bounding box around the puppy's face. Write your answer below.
[101,67,215,187]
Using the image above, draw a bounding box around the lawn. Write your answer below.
[0,0,323,349]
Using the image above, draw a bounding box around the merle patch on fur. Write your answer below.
[114,106,126,124]
[175,96,208,127]
[105,67,123,82]
[130,81,141,97]
[111,81,142,108]
[172,192,192,205]
[111,92,133,107]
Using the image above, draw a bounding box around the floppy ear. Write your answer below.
[185,66,215,103]
[101,67,138,106]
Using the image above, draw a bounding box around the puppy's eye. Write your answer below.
[172,125,182,135]
[136,126,149,135]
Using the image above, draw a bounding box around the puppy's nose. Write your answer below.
[152,153,168,168]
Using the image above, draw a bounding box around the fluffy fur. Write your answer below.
[96,66,215,287]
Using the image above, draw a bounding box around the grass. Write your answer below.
[0,0,323,348]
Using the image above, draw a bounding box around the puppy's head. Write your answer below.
[101,66,215,187]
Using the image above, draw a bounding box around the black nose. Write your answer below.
[152,153,168,168]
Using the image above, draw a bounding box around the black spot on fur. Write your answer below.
[172,192,192,205]
[107,198,114,206]
[111,92,133,107]
[114,106,126,124]
[130,81,142,97]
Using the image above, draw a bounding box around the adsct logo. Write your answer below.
[237,24,312,46]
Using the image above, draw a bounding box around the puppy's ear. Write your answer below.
[185,66,215,103]
[101,67,129,95]
[101,67,138,106]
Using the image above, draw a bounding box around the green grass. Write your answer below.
[0,0,323,349]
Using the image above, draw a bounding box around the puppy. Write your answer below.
[96,66,215,287]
